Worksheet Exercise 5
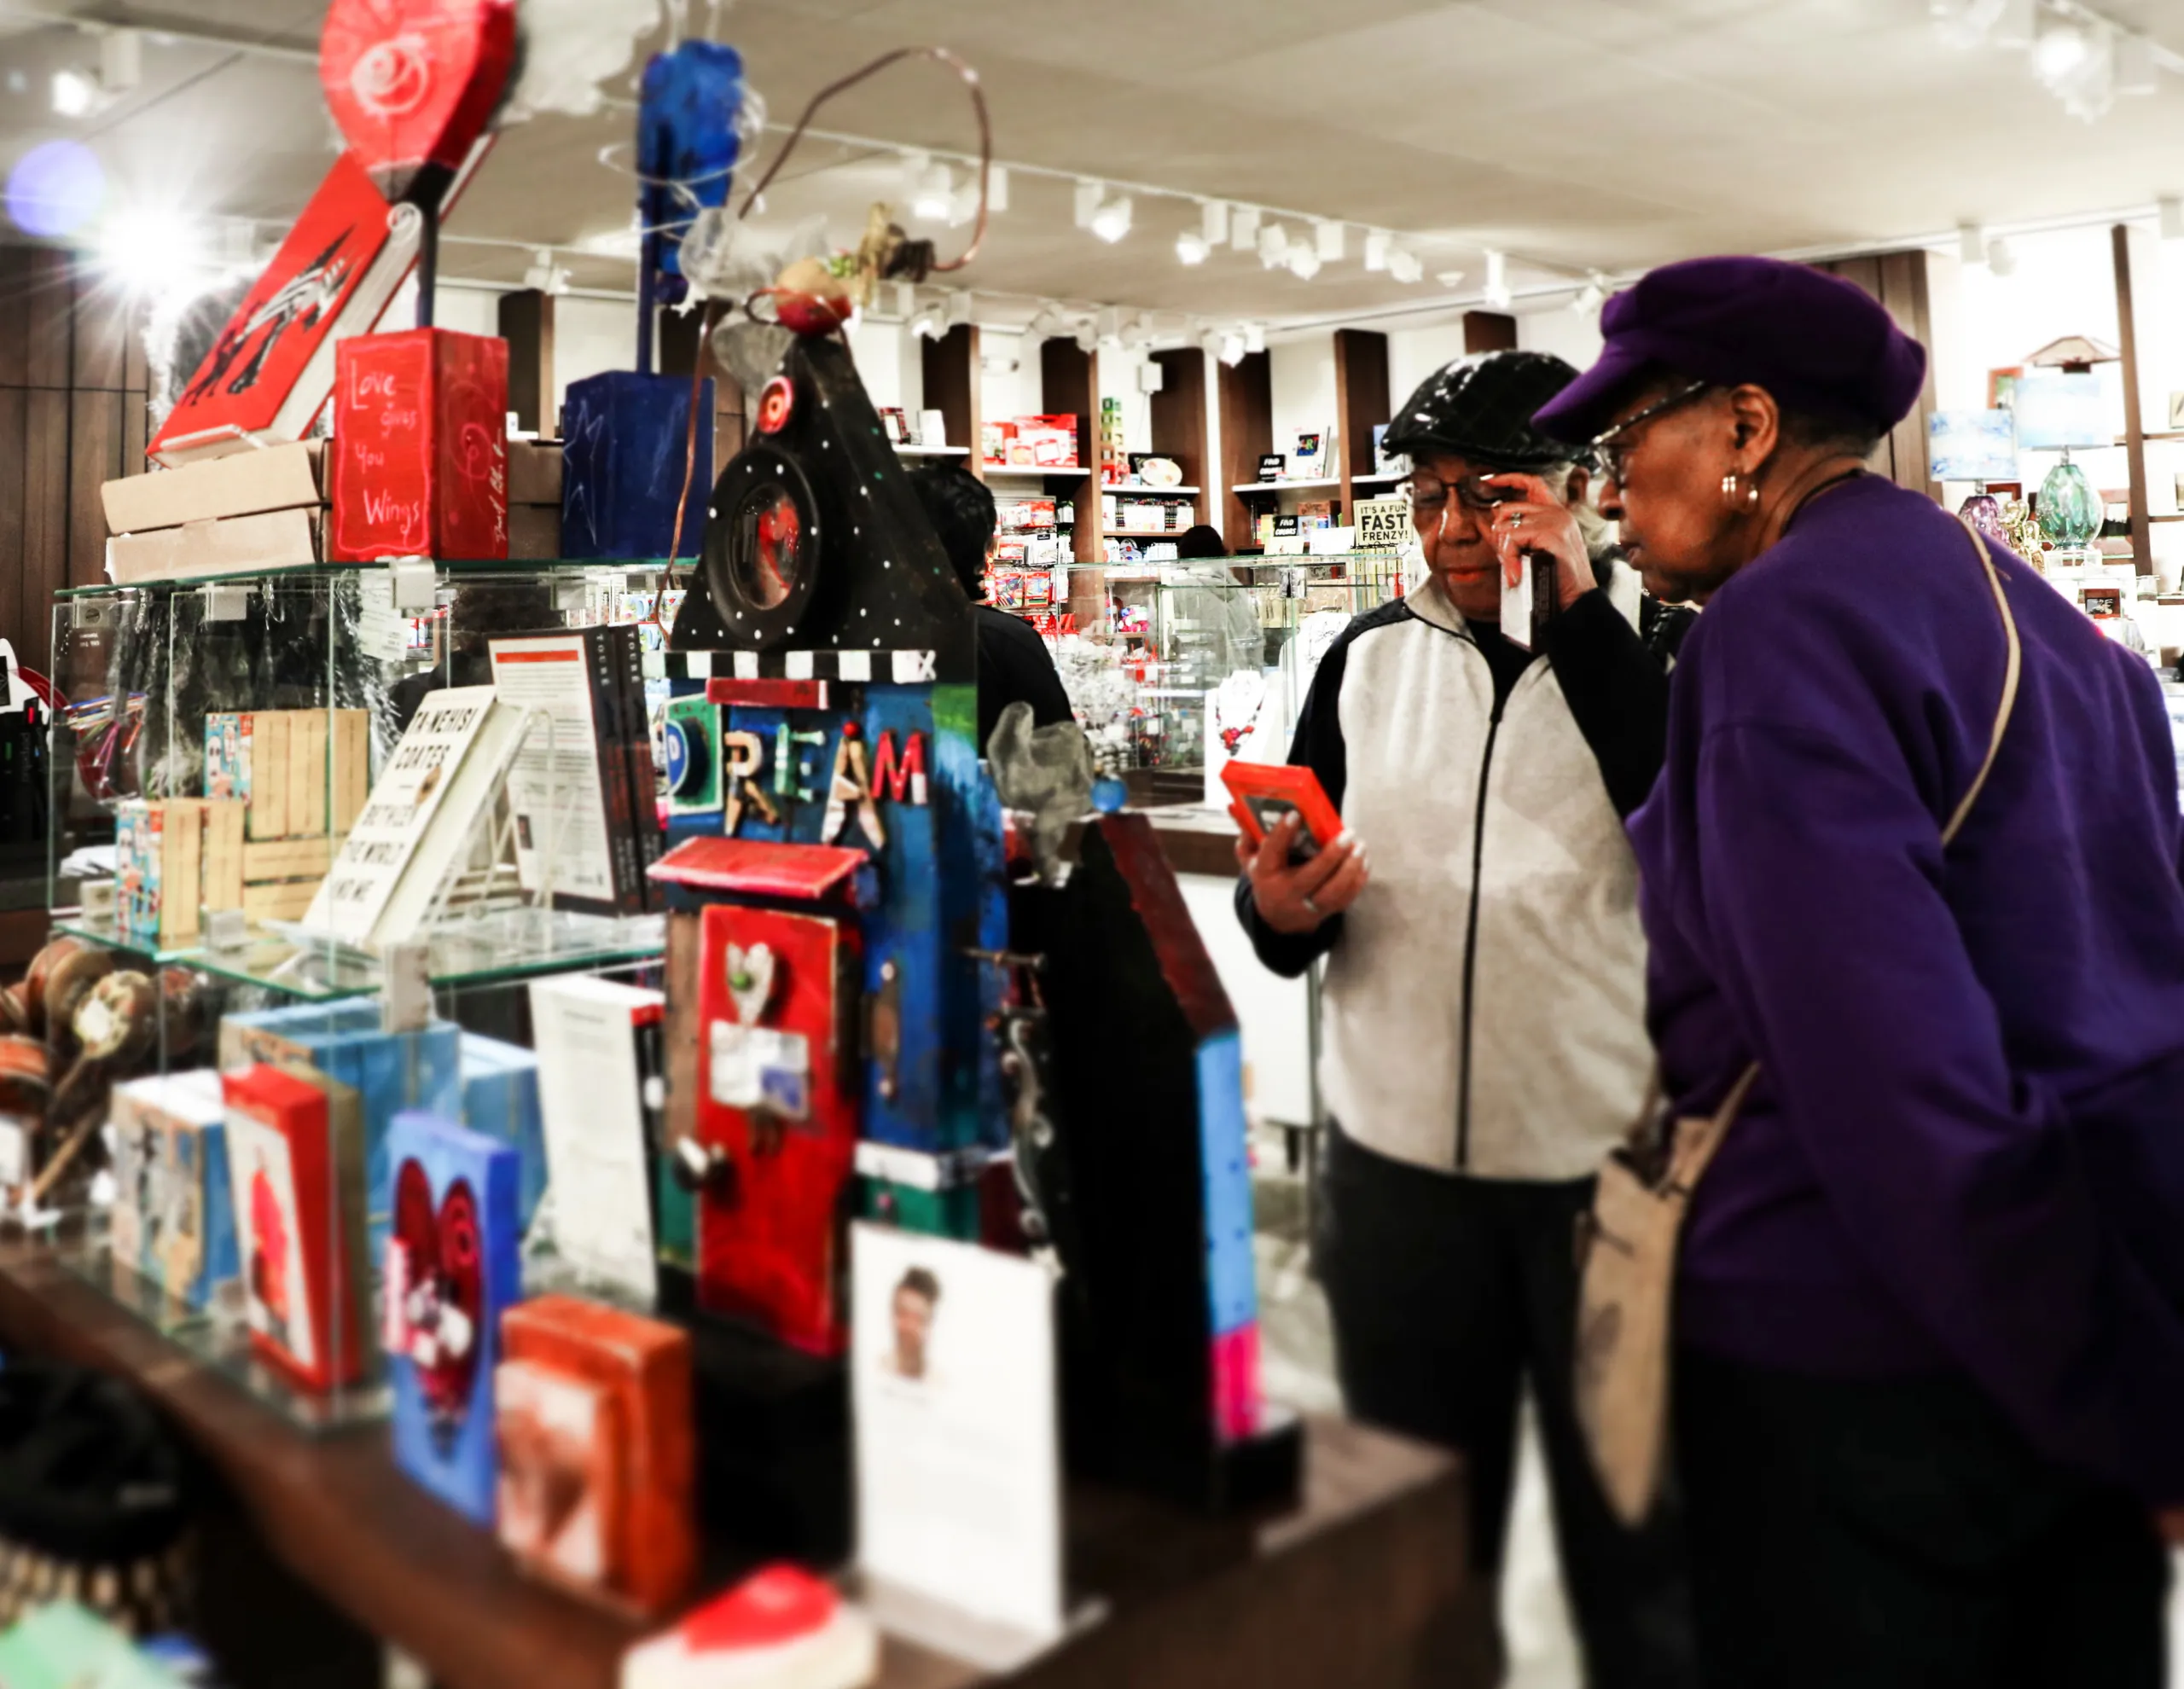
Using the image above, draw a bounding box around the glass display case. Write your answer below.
[29,560,681,1431]
[1051,554,1404,789]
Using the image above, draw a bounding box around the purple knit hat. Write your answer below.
[1532,255,1928,443]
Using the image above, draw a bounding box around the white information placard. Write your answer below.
[851,1222,1064,1663]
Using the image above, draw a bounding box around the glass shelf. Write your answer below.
[56,557,688,599]
[54,907,665,1001]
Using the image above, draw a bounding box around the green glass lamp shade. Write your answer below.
[2037,456,2101,548]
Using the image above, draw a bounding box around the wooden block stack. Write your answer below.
[115,798,245,947]
[204,710,370,923]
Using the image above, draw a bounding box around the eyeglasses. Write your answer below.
[1590,380,1712,485]
[1407,473,1526,525]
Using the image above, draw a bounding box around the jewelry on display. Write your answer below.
[1212,670,1268,758]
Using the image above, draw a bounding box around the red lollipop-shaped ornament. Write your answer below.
[319,0,519,204]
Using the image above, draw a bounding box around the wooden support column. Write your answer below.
[657,309,746,480]
[1041,338,1101,620]
[1461,313,1517,355]
[1150,347,1209,533]
[1333,328,1391,519]
[920,323,981,464]
[497,288,558,437]
[1217,350,1273,554]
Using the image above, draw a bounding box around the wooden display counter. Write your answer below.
[0,1239,1488,1689]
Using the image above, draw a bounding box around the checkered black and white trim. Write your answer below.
[656,648,940,684]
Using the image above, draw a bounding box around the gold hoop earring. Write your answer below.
[1721,471,1760,514]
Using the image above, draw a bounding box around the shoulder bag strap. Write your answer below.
[1664,513,2024,1187]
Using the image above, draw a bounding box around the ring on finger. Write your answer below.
[1302,894,1321,917]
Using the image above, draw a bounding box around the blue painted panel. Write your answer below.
[386,1112,522,1527]
[176,1119,239,1311]
[562,371,715,560]
[857,686,946,1150]
[457,1034,546,1233]
[1196,1031,1258,1337]
[637,42,746,293]
[932,682,1008,1152]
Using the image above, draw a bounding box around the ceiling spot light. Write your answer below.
[987,165,1010,212]
[1958,222,1987,264]
[912,161,956,222]
[944,290,973,328]
[1386,246,1423,285]
[1202,201,1229,246]
[1243,323,1265,355]
[2033,18,2092,81]
[1287,246,1321,281]
[1435,270,1467,288]
[99,28,142,95]
[1028,304,1066,340]
[1073,318,1098,354]
[1986,235,2018,276]
[1363,229,1391,272]
[2161,198,2184,243]
[523,247,570,294]
[1176,229,1210,265]
[1095,305,1123,345]
[50,68,98,119]
[1229,206,1261,253]
[1315,221,1345,262]
[909,307,946,340]
[1571,272,1607,315]
[1073,179,1102,229]
[1089,194,1132,244]
[1258,222,1289,268]
[1218,333,1247,368]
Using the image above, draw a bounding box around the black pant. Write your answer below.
[1317,1123,1696,1687]
[1677,1349,2169,1688]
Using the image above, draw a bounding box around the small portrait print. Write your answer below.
[885,1266,941,1383]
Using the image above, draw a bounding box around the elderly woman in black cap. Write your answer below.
[1534,256,2184,1686]
[1235,349,1693,1686]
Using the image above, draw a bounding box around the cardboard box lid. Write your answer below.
[107,508,325,586]
[102,441,326,537]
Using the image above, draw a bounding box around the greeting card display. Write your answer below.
[693,901,862,1355]
[386,1111,520,1525]
[148,152,425,467]
[497,1295,695,1615]
[329,328,509,563]
[108,1071,237,1310]
[223,1063,371,1392]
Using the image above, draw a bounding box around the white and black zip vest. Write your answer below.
[1237,567,1667,1179]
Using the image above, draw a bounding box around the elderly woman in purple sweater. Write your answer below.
[1533,257,2184,1688]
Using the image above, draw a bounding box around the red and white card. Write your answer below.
[620,1565,877,1689]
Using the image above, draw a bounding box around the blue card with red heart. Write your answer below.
[386,1111,521,1525]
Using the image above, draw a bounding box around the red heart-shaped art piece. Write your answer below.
[319,0,519,204]
[394,1158,485,1437]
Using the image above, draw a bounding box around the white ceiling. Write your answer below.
[3,0,2184,331]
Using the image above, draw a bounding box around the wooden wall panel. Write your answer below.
[23,251,73,391]
[68,391,124,589]
[1813,252,1937,496]
[71,282,131,392]
[497,288,556,437]
[22,390,69,665]
[0,391,26,670]
[1218,350,1273,553]
[0,249,34,390]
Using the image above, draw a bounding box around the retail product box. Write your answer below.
[102,441,327,537]
[107,508,325,586]
[223,1062,371,1393]
[498,1294,696,1616]
[115,800,199,946]
[220,1000,462,1261]
[330,328,510,564]
[561,371,715,560]
[109,1070,238,1310]
[386,1111,522,1527]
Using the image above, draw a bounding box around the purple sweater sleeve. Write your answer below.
[1693,713,2184,1500]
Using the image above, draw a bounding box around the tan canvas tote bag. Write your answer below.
[1573,514,2025,1527]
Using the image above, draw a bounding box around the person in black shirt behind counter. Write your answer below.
[909,463,1076,756]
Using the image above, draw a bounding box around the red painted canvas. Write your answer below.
[694,902,861,1356]
[222,1064,370,1392]
[329,328,509,562]
[149,151,422,467]
[499,1295,694,1616]
[319,0,519,204]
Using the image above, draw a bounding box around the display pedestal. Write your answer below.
[0,1233,1490,1689]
